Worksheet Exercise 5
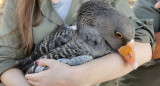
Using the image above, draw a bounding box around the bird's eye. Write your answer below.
[115,32,123,38]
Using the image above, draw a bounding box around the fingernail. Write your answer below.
[155,2,160,9]
[36,59,40,64]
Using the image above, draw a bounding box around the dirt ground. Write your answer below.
[0,0,136,28]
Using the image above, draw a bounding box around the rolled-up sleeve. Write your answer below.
[110,0,156,52]
[0,0,25,75]
[133,0,160,32]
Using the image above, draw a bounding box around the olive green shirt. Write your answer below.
[105,0,160,86]
[133,0,160,32]
[0,0,155,84]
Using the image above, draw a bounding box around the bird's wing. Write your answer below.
[16,24,76,72]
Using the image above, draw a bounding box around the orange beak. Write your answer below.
[155,1,160,9]
[118,39,138,69]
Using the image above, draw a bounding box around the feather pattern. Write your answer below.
[17,0,135,74]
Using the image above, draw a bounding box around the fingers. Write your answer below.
[37,59,63,68]
[25,73,41,82]
[28,80,40,86]
[39,59,54,67]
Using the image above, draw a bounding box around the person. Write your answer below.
[103,0,160,86]
[0,0,154,86]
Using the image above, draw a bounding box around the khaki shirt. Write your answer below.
[0,0,155,82]
[133,0,160,32]
[106,0,160,86]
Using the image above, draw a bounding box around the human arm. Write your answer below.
[73,42,152,85]
[0,0,31,85]
[1,68,31,86]
[25,0,155,86]
[133,0,160,60]
[25,42,152,86]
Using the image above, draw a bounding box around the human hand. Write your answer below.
[25,59,85,86]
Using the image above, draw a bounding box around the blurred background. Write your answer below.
[0,0,137,27]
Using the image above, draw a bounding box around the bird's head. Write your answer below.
[77,1,137,69]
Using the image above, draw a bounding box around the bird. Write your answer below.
[17,24,77,73]
[17,0,136,74]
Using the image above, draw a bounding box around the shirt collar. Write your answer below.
[39,0,82,25]
[39,0,63,25]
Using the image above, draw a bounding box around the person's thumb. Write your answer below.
[36,59,57,68]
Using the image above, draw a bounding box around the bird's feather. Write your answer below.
[17,0,135,74]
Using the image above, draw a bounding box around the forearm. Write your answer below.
[1,68,31,86]
[74,42,152,85]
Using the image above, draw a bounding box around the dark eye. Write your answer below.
[115,32,123,38]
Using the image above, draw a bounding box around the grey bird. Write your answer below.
[17,0,136,74]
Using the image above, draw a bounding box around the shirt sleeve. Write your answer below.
[133,0,160,32]
[0,0,25,75]
[109,0,156,52]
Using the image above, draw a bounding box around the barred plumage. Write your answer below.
[17,0,135,74]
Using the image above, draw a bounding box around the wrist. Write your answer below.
[72,65,93,86]
[65,66,87,86]
[72,53,128,86]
